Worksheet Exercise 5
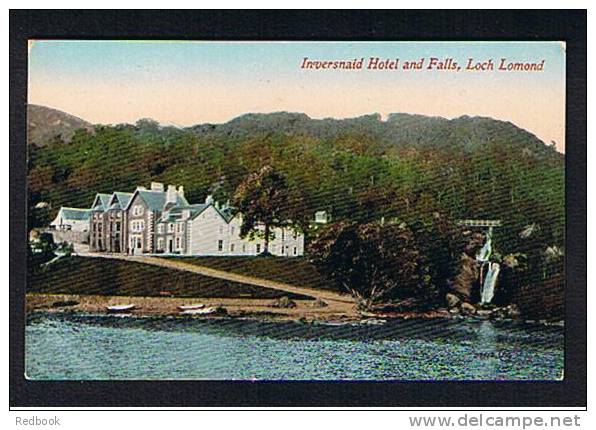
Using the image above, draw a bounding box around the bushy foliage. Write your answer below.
[56,241,74,257]
[309,221,435,309]
[28,232,57,270]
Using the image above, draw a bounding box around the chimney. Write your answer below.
[178,185,185,199]
[182,209,191,220]
[151,182,164,192]
[205,194,214,205]
[166,185,177,204]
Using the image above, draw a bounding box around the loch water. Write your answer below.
[25,312,564,380]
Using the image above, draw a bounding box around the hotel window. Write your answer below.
[230,226,235,235]
[230,243,235,252]
[256,244,261,254]
[115,222,120,232]
[218,240,223,252]
[157,238,164,250]
[158,224,164,234]
[281,230,285,240]
[293,247,297,255]
[168,223,174,233]
[176,237,181,250]
[176,223,181,233]
[242,244,246,253]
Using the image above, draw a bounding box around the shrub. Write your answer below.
[309,221,435,310]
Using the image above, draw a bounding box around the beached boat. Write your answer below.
[359,318,387,326]
[106,304,136,313]
[177,304,205,311]
[181,307,217,315]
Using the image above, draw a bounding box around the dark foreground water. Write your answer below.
[26,312,564,380]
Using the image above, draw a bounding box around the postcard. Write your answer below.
[25,40,565,381]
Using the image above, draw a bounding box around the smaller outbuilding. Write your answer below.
[49,207,91,232]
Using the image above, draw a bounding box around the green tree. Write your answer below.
[232,165,292,255]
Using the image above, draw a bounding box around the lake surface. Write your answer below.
[25,312,564,380]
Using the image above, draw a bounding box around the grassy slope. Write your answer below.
[27,256,311,300]
[172,256,341,293]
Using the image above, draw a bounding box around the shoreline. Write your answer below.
[26,293,453,323]
[26,293,361,323]
[26,293,563,327]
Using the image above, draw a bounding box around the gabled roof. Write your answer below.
[111,192,133,208]
[124,189,189,212]
[138,190,167,211]
[91,193,112,211]
[59,207,91,221]
[215,205,235,223]
[187,202,236,223]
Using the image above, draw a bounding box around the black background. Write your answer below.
[9,9,587,408]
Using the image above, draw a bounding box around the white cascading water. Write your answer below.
[476,227,493,262]
[476,226,499,304]
[480,262,500,304]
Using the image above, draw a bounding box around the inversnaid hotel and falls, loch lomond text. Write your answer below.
[300,56,547,72]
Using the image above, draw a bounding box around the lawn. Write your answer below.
[169,256,342,293]
[27,256,312,300]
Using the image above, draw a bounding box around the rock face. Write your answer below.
[448,232,485,301]
[450,254,481,300]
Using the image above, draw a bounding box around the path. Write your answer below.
[78,252,356,310]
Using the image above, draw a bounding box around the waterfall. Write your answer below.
[476,226,499,304]
[476,226,493,262]
[480,262,500,304]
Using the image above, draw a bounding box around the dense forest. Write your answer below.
[27,107,565,317]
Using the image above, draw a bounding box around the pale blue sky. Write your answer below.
[28,41,566,150]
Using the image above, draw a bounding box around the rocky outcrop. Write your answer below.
[460,302,477,315]
[449,254,481,300]
[445,292,477,315]
[448,231,485,301]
